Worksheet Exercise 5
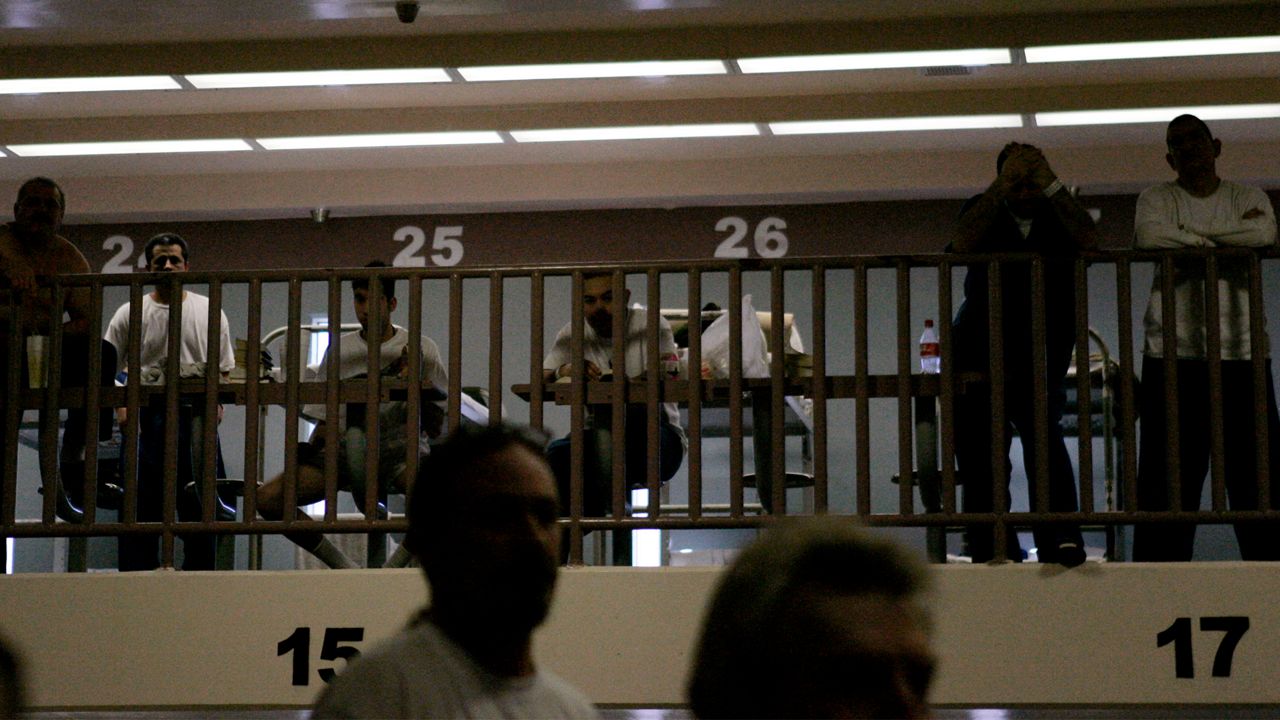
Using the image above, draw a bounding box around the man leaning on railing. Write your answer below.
[1132,114,1280,562]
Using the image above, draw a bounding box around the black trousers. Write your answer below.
[1133,356,1280,561]
[955,370,1083,563]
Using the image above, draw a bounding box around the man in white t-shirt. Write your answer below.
[542,273,686,561]
[312,423,597,719]
[257,262,447,569]
[104,232,236,570]
[1133,114,1280,561]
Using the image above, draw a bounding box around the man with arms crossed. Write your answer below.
[104,232,235,570]
[312,423,598,719]
[1132,114,1280,561]
[258,262,447,569]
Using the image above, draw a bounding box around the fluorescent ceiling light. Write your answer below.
[739,48,1011,74]
[258,131,504,150]
[1036,104,1280,127]
[0,76,181,95]
[7,139,252,157]
[458,60,727,82]
[186,68,451,89]
[511,123,758,143]
[1026,35,1280,63]
[771,114,1023,135]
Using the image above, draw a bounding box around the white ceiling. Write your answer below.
[1,0,1278,222]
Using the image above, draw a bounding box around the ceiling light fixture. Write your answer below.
[0,76,182,95]
[458,60,728,82]
[1025,35,1280,63]
[738,48,1012,74]
[510,123,758,143]
[186,68,451,89]
[770,114,1023,135]
[7,139,252,157]
[257,131,504,150]
[1035,103,1280,126]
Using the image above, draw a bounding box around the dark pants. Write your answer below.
[1133,356,1280,561]
[955,370,1083,563]
[0,335,116,522]
[547,405,684,519]
[119,403,233,571]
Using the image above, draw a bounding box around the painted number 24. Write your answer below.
[277,626,364,686]
[713,216,788,259]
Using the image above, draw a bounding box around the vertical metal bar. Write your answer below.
[896,261,913,514]
[161,273,183,568]
[282,278,302,523]
[201,280,222,524]
[728,267,744,516]
[854,263,871,517]
[82,279,104,524]
[242,279,262,524]
[122,280,144,526]
[323,275,342,522]
[610,271,627,522]
[1204,256,1226,510]
[1,291,20,529]
[769,265,786,515]
[646,271,661,518]
[448,274,463,434]
[987,261,1009,561]
[1248,255,1270,510]
[488,272,504,426]
[1115,259,1139,512]
[39,282,65,524]
[810,265,828,513]
[1160,255,1181,510]
[567,271,585,563]
[938,260,957,513]
[1073,258,1095,512]
[1029,258,1051,515]
[363,268,383,519]
[529,272,545,431]
[686,269,703,520]
[405,273,423,491]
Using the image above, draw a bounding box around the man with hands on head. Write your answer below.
[949,143,1097,567]
[1132,114,1280,561]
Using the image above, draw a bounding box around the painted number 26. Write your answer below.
[713,216,788,259]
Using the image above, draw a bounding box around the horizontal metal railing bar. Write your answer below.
[11,379,443,410]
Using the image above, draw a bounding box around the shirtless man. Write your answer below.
[0,177,114,521]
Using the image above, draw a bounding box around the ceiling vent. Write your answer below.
[922,66,973,76]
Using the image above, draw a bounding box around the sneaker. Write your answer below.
[1056,541,1086,568]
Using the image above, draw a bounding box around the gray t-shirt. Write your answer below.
[312,618,598,719]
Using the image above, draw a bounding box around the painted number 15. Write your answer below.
[277,626,364,686]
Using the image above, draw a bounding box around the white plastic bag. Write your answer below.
[700,295,770,379]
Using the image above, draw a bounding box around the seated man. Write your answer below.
[258,261,447,569]
[542,273,686,546]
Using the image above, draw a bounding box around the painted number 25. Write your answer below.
[713,216,788,259]
[393,225,464,267]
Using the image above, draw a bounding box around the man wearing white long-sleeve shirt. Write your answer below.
[1133,114,1280,561]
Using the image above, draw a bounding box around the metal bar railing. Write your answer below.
[0,249,1276,570]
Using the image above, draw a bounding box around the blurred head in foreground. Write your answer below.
[688,518,935,719]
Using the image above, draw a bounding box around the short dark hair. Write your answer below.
[144,232,189,264]
[16,176,65,211]
[1167,113,1214,148]
[352,260,395,302]
[688,518,929,719]
[406,423,550,557]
